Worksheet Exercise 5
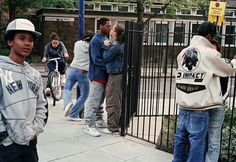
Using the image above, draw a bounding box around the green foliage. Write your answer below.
[157,105,236,161]
[0,49,9,56]
[221,126,236,161]
[220,106,236,162]
[156,115,176,153]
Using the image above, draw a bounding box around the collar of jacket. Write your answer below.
[190,35,215,49]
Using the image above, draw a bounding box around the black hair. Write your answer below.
[98,17,110,26]
[5,30,36,48]
[82,30,95,42]
[211,40,221,52]
[50,32,60,41]
[198,22,217,37]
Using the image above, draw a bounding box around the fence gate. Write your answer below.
[120,21,236,162]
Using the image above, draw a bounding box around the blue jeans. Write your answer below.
[84,81,105,126]
[63,68,89,118]
[173,109,209,162]
[205,106,224,162]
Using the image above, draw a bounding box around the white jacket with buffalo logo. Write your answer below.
[176,35,236,110]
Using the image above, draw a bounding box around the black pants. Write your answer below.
[0,139,38,162]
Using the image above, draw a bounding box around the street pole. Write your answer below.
[78,0,84,40]
[77,0,85,118]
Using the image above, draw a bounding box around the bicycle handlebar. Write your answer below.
[48,57,62,62]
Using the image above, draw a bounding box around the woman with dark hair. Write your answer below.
[42,32,69,94]
[102,23,125,135]
[63,31,94,121]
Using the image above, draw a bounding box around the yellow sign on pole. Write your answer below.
[208,1,226,26]
[208,1,226,16]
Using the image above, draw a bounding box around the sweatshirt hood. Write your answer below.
[0,56,30,71]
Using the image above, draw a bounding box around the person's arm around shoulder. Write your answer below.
[207,49,236,76]
[230,55,236,69]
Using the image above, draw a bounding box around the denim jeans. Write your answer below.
[205,106,224,162]
[63,68,89,118]
[173,109,209,162]
[84,81,105,127]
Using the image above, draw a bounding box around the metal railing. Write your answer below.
[121,21,236,162]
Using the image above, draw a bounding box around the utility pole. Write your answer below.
[77,0,85,117]
[78,0,84,40]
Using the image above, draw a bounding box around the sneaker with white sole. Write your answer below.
[64,102,73,117]
[84,125,100,137]
[95,120,107,128]
[102,128,120,135]
[68,117,82,121]
[45,87,51,96]
[61,74,66,86]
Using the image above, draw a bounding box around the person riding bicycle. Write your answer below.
[42,32,69,95]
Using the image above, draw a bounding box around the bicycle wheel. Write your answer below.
[48,71,62,101]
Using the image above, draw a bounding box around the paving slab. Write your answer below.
[37,99,173,162]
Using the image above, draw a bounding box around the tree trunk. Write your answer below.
[8,0,16,21]
[137,1,143,23]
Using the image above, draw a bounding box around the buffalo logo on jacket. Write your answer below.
[181,48,199,71]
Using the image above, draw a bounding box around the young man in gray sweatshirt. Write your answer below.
[0,18,48,162]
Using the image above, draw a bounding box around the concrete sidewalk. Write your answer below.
[37,98,173,162]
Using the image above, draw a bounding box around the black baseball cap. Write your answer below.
[198,22,217,37]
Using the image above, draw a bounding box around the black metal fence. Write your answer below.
[120,21,236,162]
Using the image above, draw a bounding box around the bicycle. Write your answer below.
[47,57,63,106]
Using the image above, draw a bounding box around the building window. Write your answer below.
[151,7,161,13]
[225,25,235,45]
[192,24,200,36]
[196,10,203,15]
[181,9,191,15]
[174,23,185,44]
[118,6,128,12]
[85,4,94,10]
[101,5,112,11]
[225,10,234,17]
[156,24,168,43]
[96,19,99,32]
[116,20,125,26]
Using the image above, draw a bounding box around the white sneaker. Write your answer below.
[84,125,100,137]
[102,128,120,135]
[61,74,66,86]
[95,120,107,128]
[64,102,73,117]
[102,128,112,134]
[68,117,82,121]
[45,87,51,96]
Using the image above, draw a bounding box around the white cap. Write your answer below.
[6,18,41,37]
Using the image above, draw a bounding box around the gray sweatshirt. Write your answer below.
[71,40,89,71]
[0,56,48,146]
